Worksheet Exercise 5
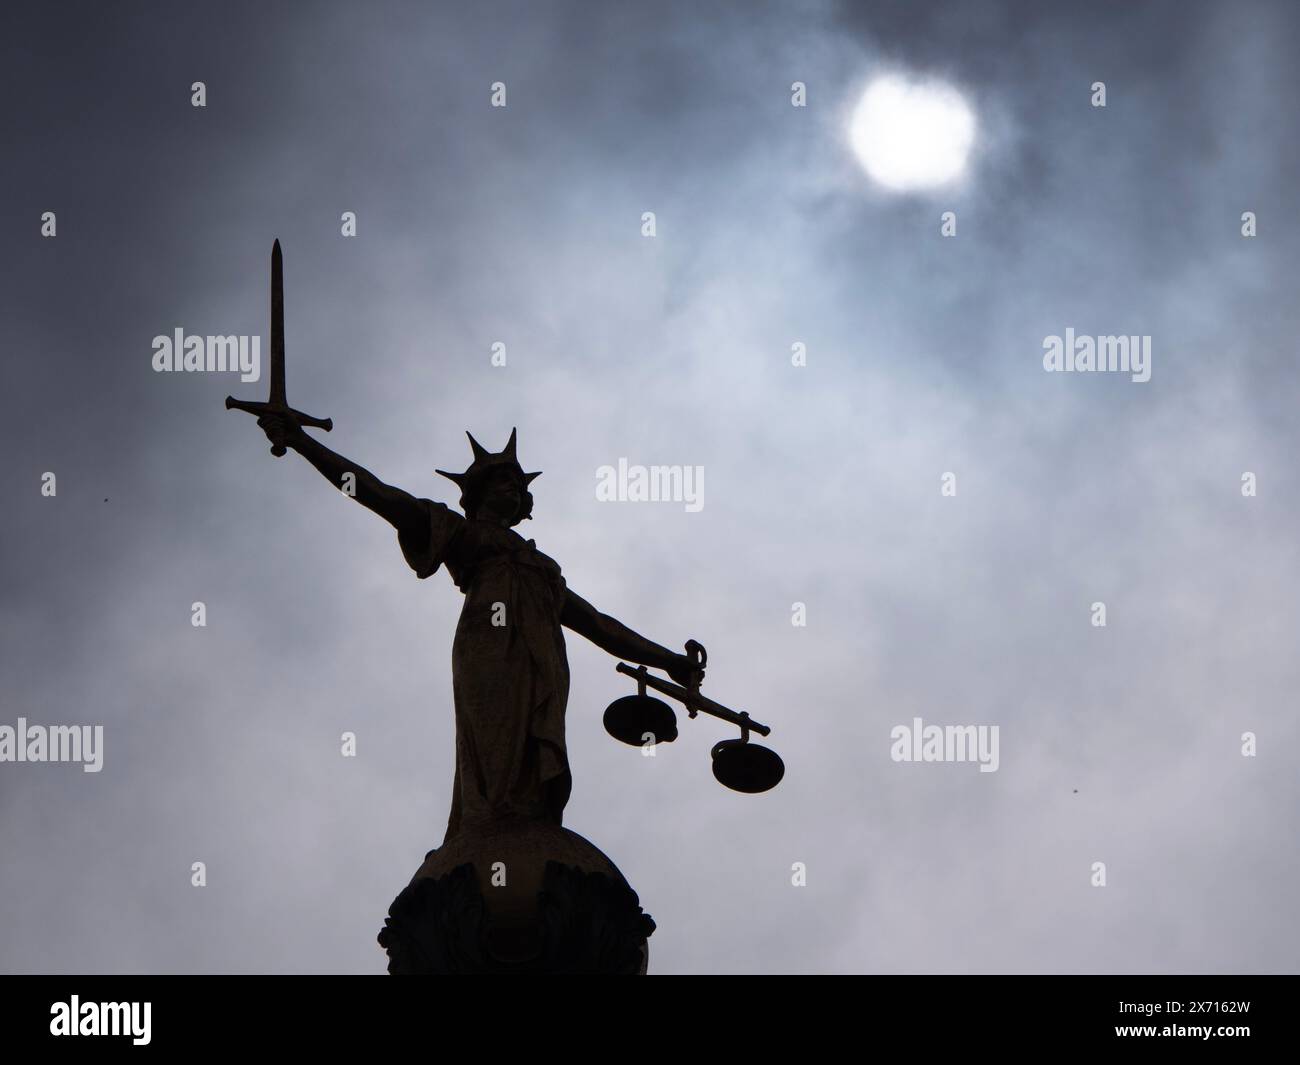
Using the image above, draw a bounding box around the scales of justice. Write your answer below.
[227,242,784,974]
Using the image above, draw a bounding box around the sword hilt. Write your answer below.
[225,396,333,457]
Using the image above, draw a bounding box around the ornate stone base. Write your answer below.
[377,821,655,974]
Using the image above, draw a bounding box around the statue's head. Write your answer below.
[437,428,541,527]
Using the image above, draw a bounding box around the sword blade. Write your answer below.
[270,239,287,407]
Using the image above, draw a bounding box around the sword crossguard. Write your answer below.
[225,397,333,457]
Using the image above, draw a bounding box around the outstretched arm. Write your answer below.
[257,413,425,537]
[561,589,700,687]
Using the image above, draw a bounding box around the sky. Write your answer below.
[2,0,1298,974]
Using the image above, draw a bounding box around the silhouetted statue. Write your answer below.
[230,241,702,972]
[254,416,702,843]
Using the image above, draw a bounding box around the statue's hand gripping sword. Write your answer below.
[226,239,333,456]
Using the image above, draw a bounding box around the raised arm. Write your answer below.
[561,589,700,687]
[257,413,425,537]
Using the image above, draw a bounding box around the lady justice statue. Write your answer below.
[264,421,701,841]
[231,242,706,973]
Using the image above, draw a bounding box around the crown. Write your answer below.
[436,428,541,518]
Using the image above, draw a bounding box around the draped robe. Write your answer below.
[398,499,572,843]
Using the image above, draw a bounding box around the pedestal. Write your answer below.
[377,819,655,974]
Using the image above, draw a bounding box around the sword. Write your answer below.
[225,240,333,456]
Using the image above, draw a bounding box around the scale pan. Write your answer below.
[710,739,785,793]
[604,695,678,747]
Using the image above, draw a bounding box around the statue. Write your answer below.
[228,242,780,973]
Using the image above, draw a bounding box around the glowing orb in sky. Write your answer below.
[849,75,976,191]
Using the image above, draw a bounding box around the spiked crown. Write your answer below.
[436,428,541,522]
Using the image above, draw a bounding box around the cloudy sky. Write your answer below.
[3,0,1298,974]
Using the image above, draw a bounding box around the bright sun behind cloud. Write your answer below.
[850,75,976,191]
